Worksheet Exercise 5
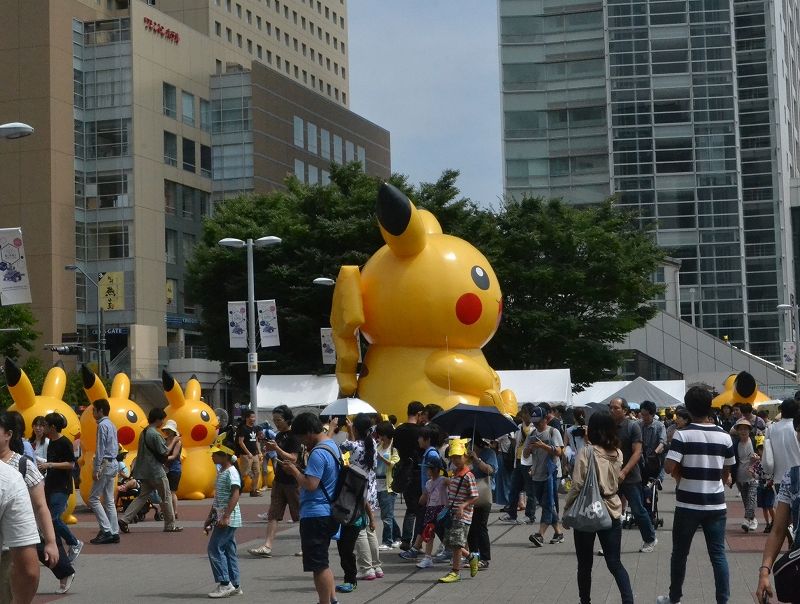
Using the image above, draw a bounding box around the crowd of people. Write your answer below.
[2,389,800,603]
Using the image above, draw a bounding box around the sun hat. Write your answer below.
[162,419,180,435]
[734,418,752,428]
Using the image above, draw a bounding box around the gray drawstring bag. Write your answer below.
[562,447,613,532]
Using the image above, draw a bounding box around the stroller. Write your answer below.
[621,453,664,529]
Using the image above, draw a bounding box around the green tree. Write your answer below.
[482,197,665,388]
[0,304,38,360]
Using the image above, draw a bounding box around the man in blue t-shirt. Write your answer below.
[282,413,341,604]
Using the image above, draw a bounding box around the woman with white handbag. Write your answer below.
[563,411,634,604]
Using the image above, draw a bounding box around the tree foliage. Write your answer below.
[186,164,664,393]
[0,304,39,361]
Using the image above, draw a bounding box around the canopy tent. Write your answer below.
[573,377,685,409]
[256,374,339,410]
[496,369,572,405]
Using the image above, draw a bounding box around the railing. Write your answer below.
[167,344,209,360]
[107,347,130,376]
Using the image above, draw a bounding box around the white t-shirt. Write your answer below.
[0,462,39,549]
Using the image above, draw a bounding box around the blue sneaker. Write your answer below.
[335,583,356,593]
[399,547,420,560]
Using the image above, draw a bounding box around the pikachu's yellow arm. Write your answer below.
[330,266,364,396]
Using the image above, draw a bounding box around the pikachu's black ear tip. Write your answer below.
[162,369,174,391]
[4,358,21,386]
[377,183,412,236]
[80,364,95,388]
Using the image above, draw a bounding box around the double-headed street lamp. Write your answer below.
[219,236,281,424]
[65,264,104,377]
[0,122,34,140]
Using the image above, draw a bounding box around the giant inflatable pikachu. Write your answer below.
[162,370,218,499]
[330,183,516,418]
[5,358,80,524]
[79,366,148,504]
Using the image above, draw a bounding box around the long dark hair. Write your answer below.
[29,415,46,445]
[587,411,620,451]
[352,413,375,470]
[0,411,25,455]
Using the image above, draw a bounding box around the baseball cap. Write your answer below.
[530,406,545,421]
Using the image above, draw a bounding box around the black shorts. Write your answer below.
[300,516,338,573]
[167,471,181,492]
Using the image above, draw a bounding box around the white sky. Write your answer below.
[347,1,503,208]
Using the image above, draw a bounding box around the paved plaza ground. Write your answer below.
[33,477,772,603]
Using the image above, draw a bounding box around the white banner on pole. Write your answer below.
[320,327,336,364]
[257,299,280,347]
[227,301,247,348]
[0,228,31,305]
[782,341,796,369]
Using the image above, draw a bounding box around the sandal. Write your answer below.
[163,526,183,532]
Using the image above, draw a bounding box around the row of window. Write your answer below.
[163,83,211,131]
[217,0,345,34]
[165,229,196,264]
[76,222,130,261]
[293,159,331,185]
[292,116,365,164]
[163,132,212,178]
[164,180,211,220]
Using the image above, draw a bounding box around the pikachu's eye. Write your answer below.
[126,410,138,424]
[200,410,210,422]
[471,265,490,290]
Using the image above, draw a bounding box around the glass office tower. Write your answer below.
[500,0,799,362]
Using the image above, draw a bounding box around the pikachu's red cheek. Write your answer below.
[192,425,208,442]
[456,293,482,325]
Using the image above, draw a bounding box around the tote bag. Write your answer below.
[562,447,613,532]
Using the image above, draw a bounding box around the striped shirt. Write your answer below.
[213,465,242,528]
[666,423,734,510]
[447,469,478,524]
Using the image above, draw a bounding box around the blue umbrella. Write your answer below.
[430,404,518,441]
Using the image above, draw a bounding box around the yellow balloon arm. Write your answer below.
[330,267,364,392]
[110,373,129,399]
[425,351,495,396]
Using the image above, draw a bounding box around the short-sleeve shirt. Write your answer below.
[45,435,74,496]
[238,425,258,455]
[213,465,242,528]
[448,469,478,524]
[273,430,302,485]
[341,439,378,510]
[4,452,44,490]
[666,423,735,510]
[420,447,443,491]
[617,419,643,485]
[425,475,449,507]
[527,426,564,481]
[300,439,341,519]
[0,462,39,550]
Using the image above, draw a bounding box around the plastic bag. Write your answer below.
[562,448,612,532]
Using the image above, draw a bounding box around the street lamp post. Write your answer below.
[65,264,104,377]
[219,236,281,425]
[0,122,34,140]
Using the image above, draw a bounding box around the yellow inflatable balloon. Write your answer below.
[330,183,514,418]
[4,358,80,524]
[78,366,148,504]
[711,371,771,408]
[162,370,218,500]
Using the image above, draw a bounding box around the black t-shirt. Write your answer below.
[616,418,643,485]
[273,430,302,485]
[393,422,421,464]
[45,435,74,495]
[238,425,258,455]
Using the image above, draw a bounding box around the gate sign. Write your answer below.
[0,228,31,305]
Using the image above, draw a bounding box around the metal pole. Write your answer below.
[95,280,102,378]
[689,288,696,326]
[99,306,106,378]
[246,238,258,425]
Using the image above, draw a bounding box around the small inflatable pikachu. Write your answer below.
[330,183,516,418]
[79,366,148,504]
[5,358,80,524]
[162,370,218,499]
[711,371,771,408]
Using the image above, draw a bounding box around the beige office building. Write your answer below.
[0,0,390,386]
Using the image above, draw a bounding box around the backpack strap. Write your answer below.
[18,454,27,478]
[311,443,342,504]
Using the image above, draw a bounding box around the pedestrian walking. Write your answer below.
[763,397,800,497]
[375,421,401,550]
[467,435,497,570]
[499,403,537,525]
[162,419,182,520]
[731,418,759,532]
[657,386,735,604]
[236,410,263,497]
[28,416,48,465]
[117,408,182,534]
[88,398,121,545]
[0,462,40,604]
[564,411,634,604]
[205,436,243,598]
[281,412,342,604]
[392,401,424,549]
[609,397,658,553]
[525,406,565,547]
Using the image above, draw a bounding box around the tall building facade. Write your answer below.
[0,0,389,382]
[500,0,799,362]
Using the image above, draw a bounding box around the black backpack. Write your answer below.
[391,457,415,494]
[314,444,368,526]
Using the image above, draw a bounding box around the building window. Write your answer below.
[181,91,195,126]
[84,224,130,260]
[165,229,177,263]
[226,27,232,42]
[321,169,330,185]
[87,119,129,158]
[200,98,211,132]
[163,82,176,117]
[182,233,196,262]
[236,3,242,17]
[200,144,212,178]
[294,158,304,181]
[307,122,317,154]
[293,116,304,147]
[333,134,342,163]
[342,92,346,104]
[247,39,252,53]
[237,33,242,47]
[257,15,261,29]
[166,278,177,312]
[320,129,330,159]
[308,164,318,184]
[164,180,176,214]
[246,9,252,23]
[226,0,231,11]
[182,137,196,172]
[257,45,263,59]
[215,21,221,36]
[163,131,177,166]
[356,145,365,166]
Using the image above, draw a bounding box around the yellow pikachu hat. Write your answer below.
[210,433,235,456]
[449,438,470,457]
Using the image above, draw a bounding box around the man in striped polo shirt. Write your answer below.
[657,387,735,604]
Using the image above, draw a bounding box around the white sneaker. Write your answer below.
[208,583,236,598]
[748,518,758,531]
[55,573,75,594]
[391,540,402,548]
[378,543,393,551]
[656,597,679,604]
[639,538,658,553]
[416,556,434,569]
[256,512,269,520]
[356,570,376,580]
[231,586,244,596]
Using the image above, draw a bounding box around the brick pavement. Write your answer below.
[32,478,772,603]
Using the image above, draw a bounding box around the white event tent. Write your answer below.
[572,377,686,408]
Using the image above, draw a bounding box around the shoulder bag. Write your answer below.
[562,447,613,532]
[436,474,467,532]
